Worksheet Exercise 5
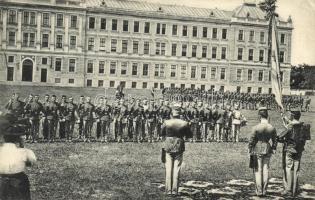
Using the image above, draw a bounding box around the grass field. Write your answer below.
[1,84,315,199]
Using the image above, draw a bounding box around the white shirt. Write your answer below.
[0,143,36,174]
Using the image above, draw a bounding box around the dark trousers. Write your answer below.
[0,172,31,200]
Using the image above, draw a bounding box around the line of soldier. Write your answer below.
[162,88,312,112]
[4,93,247,143]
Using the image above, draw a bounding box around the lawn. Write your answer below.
[1,84,314,199]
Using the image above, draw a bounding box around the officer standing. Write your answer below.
[131,99,144,143]
[39,94,50,141]
[248,107,277,197]
[46,95,59,143]
[162,104,193,196]
[231,104,244,143]
[145,99,157,143]
[278,109,309,197]
[65,97,78,142]
[24,95,42,143]
[82,96,94,142]
[5,93,24,119]
[76,96,85,140]
[100,98,111,143]
[117,99,128,143]
[58,95,68,140]
[186,101,198,142]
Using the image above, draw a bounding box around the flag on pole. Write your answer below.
[270,16,284,110]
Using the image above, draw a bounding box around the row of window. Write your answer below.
[3,9,287,45]
[50,57,283,82]
[7,31,286,62]
[5,66,273,94]
[6,53,284,83]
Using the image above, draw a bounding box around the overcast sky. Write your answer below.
[142,0,315,66]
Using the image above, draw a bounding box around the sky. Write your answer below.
[140,0,315,66]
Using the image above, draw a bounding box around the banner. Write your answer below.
[270,16,284,110]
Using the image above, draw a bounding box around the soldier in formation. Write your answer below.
[3,93,249,143]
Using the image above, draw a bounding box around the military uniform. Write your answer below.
[24,100,42,142]
[248,114,277,197]
[215,107,224,142]
[46,101,59,142]
[186,105,198,142]
[81,102,95,142]
[117,103,128,142]
[99,104,112,142]
[131,103,145,142]
[223,108,232,142]
[58,101,68,139]
[39,99,50,140]
[144,103,157,142]
[65,102,78,141]
[76,101,85,139]
[162,116,193,195]
[5,99,24,119]
[277,112,308,197]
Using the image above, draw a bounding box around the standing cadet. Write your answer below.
[231,104,245,142]
[200,102,210,142]
[93,98,104,140]
[162,104,193,196]
[278,109,310,197]
[155,99,165,141]
[46,95,59,142]
[65,97,77,142]
[40,94,50,141]
[81,96,94,142]
[215,104,224,142]
[248,107,277,197]
[304,96,311,112]
[24,95,42,143]
[145,99,157,143]
[117,99,128,143]
[5,93,24,119]
[76,96,85,140]
[186,102,198,143]
[196,101,204,142]
[111,99,120,141]
[23,94,34,142]
[131,99,145,143]
[223,105,233,142]
[57,95,68,140]
[127,98,135,140]
[100,98,111,142]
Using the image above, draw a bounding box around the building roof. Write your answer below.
[86,0,233,20]
[233,3,266,20]
[2,0,290,23]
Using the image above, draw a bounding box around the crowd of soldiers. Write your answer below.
[162,88,312,112]
[4,92,247,144]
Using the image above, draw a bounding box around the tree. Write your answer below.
[290,65,315,90]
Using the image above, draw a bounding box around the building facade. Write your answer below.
[0,0,293,94]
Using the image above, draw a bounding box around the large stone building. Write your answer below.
[0,0,293,94]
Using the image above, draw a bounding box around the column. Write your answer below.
[17,10,22,49]
[50,13,55,50]
[78,14,83,52]
[36,12,41,50]
[1,9,7,49]
[64,14,69,51]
